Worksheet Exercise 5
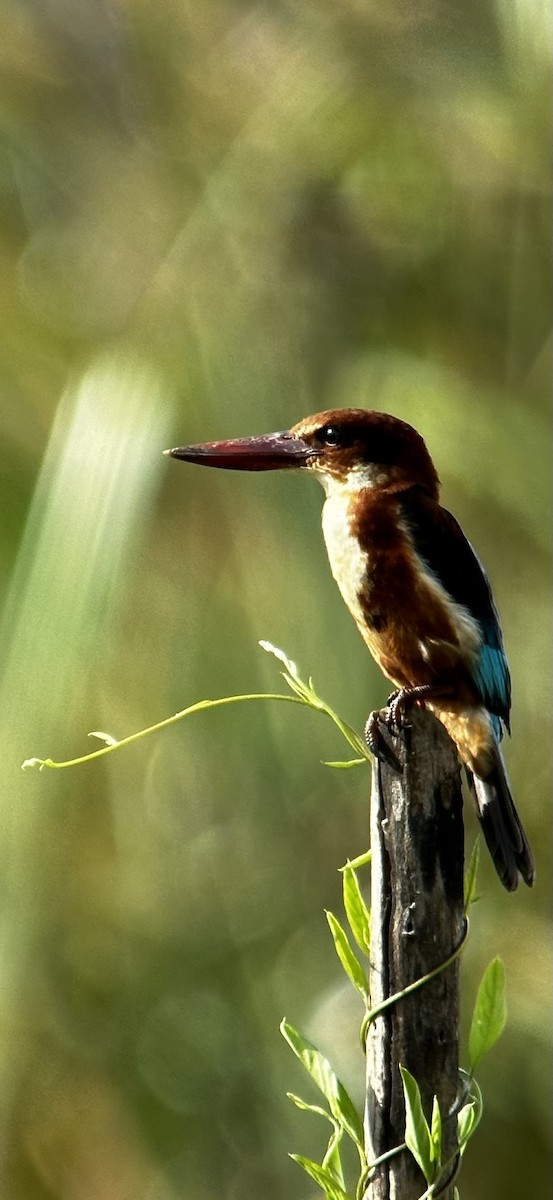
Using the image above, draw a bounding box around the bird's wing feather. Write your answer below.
[399,487,511,727]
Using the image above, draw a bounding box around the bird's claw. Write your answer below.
[386,689,412,736]
[364,709,403,773]
[364,690,416,770]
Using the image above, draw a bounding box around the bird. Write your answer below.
[165,408,534,891]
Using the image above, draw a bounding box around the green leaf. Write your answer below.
[456,1075,483,1156]
[259,640,317,706]
[430,1095,442,1168]
[469,957,507,1071]
[286,1095,345,1185]
[258,640,299,679]
[258,641,371,760]
[280,1020,364,1149]
[287,1093,335,1122]
[325,911,367,996]
[399,1066,434,1184]
[321,1120,345,1184]
[88,730,118,746]
[457,1102,478,1154]
[342,865,371,957]
[289,1155,352,1200]
[322,758,366,769]
[464,839,481,909]
[340,850,372,871]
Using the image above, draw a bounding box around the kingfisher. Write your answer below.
[165,408,534,892]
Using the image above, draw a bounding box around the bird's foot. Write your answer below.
[385,684,436,733]
[386,688,412,735]
[365,686,436,771]
[364,709,403,773]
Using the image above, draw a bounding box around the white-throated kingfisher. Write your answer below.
[165,408,534,892]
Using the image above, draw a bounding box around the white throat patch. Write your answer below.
[320,482,371,623]
[315,464,385,498]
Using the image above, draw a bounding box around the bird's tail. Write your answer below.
[469,745,535,891]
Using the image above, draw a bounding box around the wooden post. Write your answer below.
[364,709,465,1200]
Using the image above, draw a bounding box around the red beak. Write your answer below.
[164,430,314,471]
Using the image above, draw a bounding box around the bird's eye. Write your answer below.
[317,425,342,448]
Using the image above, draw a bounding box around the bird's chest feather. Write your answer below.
[321,487,480,688]
[321,491,404,671]
[321,494,373,630]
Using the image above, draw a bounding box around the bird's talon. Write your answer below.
[364,710,402,772]
[387,689,412,734]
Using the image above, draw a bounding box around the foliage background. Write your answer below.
[0,1,551,1197]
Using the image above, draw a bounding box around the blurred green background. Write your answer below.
[0,1,551,1197]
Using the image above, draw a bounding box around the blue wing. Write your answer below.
[400,487,511,733]
[473,620,511,735]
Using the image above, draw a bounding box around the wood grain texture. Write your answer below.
[364,709,465,1200]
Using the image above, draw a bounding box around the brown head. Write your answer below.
[165,408,439,498]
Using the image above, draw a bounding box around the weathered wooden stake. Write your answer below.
[364,709,465,1200]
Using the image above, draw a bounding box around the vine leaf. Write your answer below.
[280,1020,364,1150]
[399,1066,434,1184]
[286,1094,345,1186]
[325,911,367,996]
[469,957,507,1071]
[342,862,371,957]
[289,1155,352,1200]
[457,1076,483,1156]
[429,1095,442,1169]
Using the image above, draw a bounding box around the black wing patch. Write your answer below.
[399,487,511,728]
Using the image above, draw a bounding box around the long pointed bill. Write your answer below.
[164,431,314,471]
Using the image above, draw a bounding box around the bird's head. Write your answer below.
[165,408,439,498]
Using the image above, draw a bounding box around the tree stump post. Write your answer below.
[364,709,465,1200]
